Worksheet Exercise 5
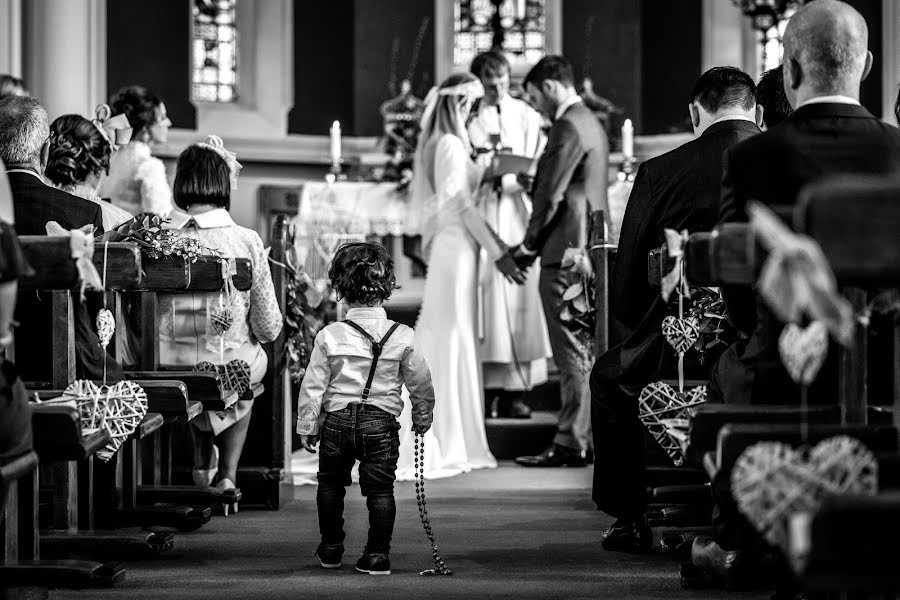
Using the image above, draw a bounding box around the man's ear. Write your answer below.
[861,50,873,81]
[755,104,765,128]
[40,139,50,170]
[541,79,555,98]
[787,58,802,90]
[688,102,700,129]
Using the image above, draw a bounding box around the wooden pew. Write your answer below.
[124,256,251,513]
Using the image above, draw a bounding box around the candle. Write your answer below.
[330,120,341,165]
[621,118,634,159]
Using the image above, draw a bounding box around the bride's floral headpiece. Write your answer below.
[195,134,242,190]
[419,79,485,132]
[92,104,133,151]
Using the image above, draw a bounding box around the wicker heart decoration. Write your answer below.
[96,308,115,349]
[210,307,235,335]
[63,379,148,462]
[637,382,707,466]
[778,321,828,385]
[662,315,700,355]
[731,436,877,552]
[194,359,251,398]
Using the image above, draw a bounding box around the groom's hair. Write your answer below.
[329,242,397,306]
[691,66,757,114]
[523,56,574,90]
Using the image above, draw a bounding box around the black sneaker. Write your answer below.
[355,550,391,575]
[315,543,344,569]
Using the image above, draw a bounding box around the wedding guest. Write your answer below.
[468,49,551,419]
[0,75,28,100]
[0,95,123,383]
[590,67,761,553]
[46,114,133,230]
[756,67,792,129]
[296,242,434,576]
[508,55,609,468]
[99,85,173,216]
[159,136,282,491]
[698,0,900,578]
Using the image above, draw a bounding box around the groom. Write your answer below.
[497,55,609,467]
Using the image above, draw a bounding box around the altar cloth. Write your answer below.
[297,181,413,237]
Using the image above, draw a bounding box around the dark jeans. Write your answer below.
[316,403,400,555]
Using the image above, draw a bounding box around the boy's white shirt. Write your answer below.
[295,307,435,436]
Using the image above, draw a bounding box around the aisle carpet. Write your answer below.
[51,466,767,600]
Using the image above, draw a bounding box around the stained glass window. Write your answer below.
[454,0,546,68]
[760,7,795,73]
[192,0,237,103]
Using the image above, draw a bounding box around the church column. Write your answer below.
[22,0,106,118]
[702,0,757,76]
[883,0,900,122]
[0,0,23,76]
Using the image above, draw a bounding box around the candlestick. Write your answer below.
[621,118,634,159]
[330,120,341,166]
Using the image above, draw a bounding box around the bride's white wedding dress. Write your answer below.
[395,133,504,480]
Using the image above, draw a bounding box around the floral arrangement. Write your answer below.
[559,248,597,353]
[684,286,732,364]
[104,213,217,263]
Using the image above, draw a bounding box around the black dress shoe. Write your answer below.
[601,518,653,553]
[515,444,588,467]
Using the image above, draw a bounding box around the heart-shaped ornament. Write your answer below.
[662,315,700,355]
[96,308,116,349]
[63,379,148,462]
[194,359,251,398]
[210,307,235,335]
[637,381,707,466]
[731,435,877,552]
[778,321,828,385]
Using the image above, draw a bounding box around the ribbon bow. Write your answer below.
[45,222,102,299]
[93,104,133,151]
[660,228,690,302]
[748,201,854,346]
[196,135,242,190]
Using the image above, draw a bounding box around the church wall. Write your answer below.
[844,0,883,117]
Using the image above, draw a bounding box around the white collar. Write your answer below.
[554,95,582,121]
[167,208,235,229]
[345,307,387,319]
[799,95,861,108]
[5,168,46,184]
[711,114,757,125]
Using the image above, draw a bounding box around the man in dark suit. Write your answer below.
[0,95,122,382]
[694,0,900,576]
[589,67,762,552]
[499,55,609,468]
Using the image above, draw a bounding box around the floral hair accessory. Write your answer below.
[93,104,133,151]
[195,134,242,190]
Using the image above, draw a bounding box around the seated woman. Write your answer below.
[45,114,134,230]
[99,85,173,217]
[158,137,282,491]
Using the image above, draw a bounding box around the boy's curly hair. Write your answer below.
[328,242,397,306]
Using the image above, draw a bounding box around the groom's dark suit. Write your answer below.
[522,99,608,452]
[589,119,760,520]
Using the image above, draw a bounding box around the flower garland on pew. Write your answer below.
[558,247,597,363]
[102,213,217,263]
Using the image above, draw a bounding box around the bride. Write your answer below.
[396,73,527,479]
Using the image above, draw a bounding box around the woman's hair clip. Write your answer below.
[92,104,133,150]
[195,134,242,190]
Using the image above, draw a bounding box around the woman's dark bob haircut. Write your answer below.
[173,145,231,211]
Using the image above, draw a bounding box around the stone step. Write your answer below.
[486,411,558,460]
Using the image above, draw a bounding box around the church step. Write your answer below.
[486,411,558,460]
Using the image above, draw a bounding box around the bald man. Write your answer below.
[696,0,900,579]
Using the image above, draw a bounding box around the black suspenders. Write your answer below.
[343,320,401,401]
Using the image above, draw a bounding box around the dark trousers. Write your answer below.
[316,404,400,555]
[589,347,646,520]
[539,266,593,451]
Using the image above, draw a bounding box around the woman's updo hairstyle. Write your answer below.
[328,242,397,306]
[173,144,231,211]
[45,114,111,188]
[109,85,162,135]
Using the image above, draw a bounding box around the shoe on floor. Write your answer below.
[601,518,653,553]
[315,543,344,569]
[515,444,588,467]
[356,550,391,575]
[691,535,739,586]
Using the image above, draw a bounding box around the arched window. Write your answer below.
[192,0,238,103]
